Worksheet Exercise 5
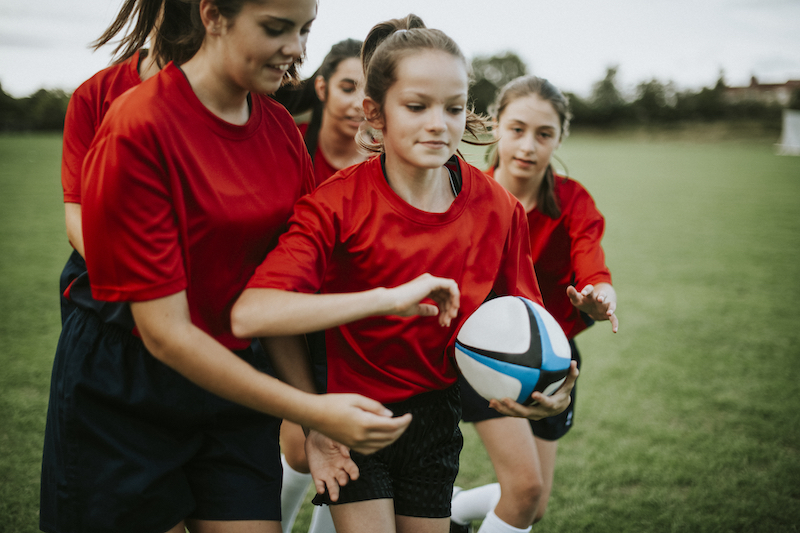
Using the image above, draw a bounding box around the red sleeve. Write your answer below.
[494,197,543,306]
[246,190,335,294]
[565,184,612,289]
[82,124,186,302]
[61,90,96,204]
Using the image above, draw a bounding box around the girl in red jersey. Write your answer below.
[40,1,410,532]
[271,38,369,533]
[451,76,618,533]
[231,15,579,533]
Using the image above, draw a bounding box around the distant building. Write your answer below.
[724,77,800,106]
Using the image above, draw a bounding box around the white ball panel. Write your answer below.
[457,296,531,354]
[541,376,566,396]
[456,349,523,402]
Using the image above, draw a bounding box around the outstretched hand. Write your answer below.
[489,360,579,420]
[567,282,618,333]
[387,273,460,327]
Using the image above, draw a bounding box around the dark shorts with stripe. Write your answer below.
[459,339,581,441]
[313,384,463,518]
[40,307,282,533]
[58,249,85,325]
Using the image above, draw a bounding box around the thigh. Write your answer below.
[185,519,281,533]
[474,416,541,488]
[533,437,559,516]
[396,515,450,533]
[330,498,396,533]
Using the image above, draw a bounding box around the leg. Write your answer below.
[473,417,543,528]
[280,421,312,532]
[329,499,396,533]
[532,438,558,523]
[186,519,281,533]
[396,515,450,533]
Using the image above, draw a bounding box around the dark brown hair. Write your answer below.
[489,75,571,218]
[357,14,490,153]
[92,0,302,82]
[273,38,363,159]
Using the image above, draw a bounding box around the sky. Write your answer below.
[1,0,799,99]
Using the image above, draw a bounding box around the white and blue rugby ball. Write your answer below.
[455,296,572,405]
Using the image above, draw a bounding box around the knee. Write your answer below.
[502,475,544,517]
[283,445,309,473]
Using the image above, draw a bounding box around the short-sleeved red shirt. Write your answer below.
[487,168,612,339]
[61,50,143,204]
[247,156,541,403]
[82,63,315,350]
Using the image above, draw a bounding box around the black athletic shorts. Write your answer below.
[313,384,463,518]
[40,308,282,533]
[459,339,581,441]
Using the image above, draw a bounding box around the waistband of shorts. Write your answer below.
[384,383,460,414]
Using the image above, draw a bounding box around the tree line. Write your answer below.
[469,52,798,128]
[2,51,798,132]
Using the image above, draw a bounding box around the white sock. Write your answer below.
[280,455,312,533]
[476,509,532,533]
[451,483,502,525]
[307,504,336,533]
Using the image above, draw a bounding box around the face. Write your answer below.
[365,49,468,172]
[317,57,365,140]
[215,0,316,95]
[495,94,562,183]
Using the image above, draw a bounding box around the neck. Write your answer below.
[383,152,455,213]
[179,46,250,125]
[138,51,161,82]
[318,118,365,170]
[494,165,546,212]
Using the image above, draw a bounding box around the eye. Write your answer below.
[406,104,424,112]
[263,25,284,37]
[448,106,464,115]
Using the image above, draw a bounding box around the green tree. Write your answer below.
[468,51,527,115]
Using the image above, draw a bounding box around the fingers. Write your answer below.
[609,311,619,333]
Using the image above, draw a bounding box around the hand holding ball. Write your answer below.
[455,296,572,405]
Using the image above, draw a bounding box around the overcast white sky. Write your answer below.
[1,0,798,98]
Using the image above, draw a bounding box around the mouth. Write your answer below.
[420,140,448,149]
[513,157,536,167]
[266,62,292,74]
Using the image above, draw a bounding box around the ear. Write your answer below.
[199,0,224,35]
[314,75,327,103]
[362,97,384,130]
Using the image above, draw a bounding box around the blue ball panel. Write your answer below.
[455,343,540,404]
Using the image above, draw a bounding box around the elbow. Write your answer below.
[230,295,259,339]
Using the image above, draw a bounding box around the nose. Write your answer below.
[519,132,535,153]
[283,31,306,60]
[426,107,446,133]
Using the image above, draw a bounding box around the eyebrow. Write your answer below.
[338,78,358,85]
[263,15,316,27]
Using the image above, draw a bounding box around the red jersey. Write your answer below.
[487,168,612,339]
[247,156,540,403]
[82,63,315,350]
[62,50,143,204]
[297,122,339,187]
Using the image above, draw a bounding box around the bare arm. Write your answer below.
[231,273,460,338]
[131,291,410,454]
[64,202,84,257]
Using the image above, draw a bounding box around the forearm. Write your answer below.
[132,295,325,427]
[232,287,393,338]
[64,202,85,257]
[259,335,317,394]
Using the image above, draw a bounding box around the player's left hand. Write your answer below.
[567,282,618,333]
[489,360,579,420]
[305,430,360,502]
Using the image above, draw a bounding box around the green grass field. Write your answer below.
[1,128,799,533]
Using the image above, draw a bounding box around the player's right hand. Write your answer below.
[309,393,411,455]
[386,273,461,327]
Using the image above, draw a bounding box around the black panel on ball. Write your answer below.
[459,300,543,369]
